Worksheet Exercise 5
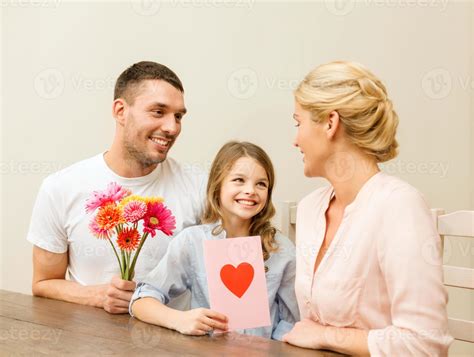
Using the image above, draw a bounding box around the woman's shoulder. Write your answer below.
[373,172,428,208]
[298,185,332,210]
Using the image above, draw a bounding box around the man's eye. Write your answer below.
[175,114,183,121]
[154,111,163,116]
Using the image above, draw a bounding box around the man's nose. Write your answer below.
[161,115,179,136]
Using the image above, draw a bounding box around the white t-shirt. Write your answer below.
[27,153,207,285]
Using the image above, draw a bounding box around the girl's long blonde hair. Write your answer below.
[202,141,278,263]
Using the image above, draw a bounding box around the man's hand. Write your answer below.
[172,308,228,335]
[102,276,136,314]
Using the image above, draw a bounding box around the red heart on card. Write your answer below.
[220,262,254,298]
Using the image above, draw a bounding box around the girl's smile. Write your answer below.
[220,157,269,225]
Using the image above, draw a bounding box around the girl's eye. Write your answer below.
[257,182,268,188]
[232,178,244,182]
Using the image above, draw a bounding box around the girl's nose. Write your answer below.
[244,184,255,195]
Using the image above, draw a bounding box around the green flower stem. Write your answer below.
[121,249,127,280]
[125,251,131,280]
[129,232,149,279]
[107,237,123,276]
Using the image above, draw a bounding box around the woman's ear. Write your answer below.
[326,111,340,139]
[112,98,127,126]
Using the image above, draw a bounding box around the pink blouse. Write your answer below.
[295,172,452,356]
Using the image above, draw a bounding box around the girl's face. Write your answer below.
[219,156,269,224]
[293,100,330,177]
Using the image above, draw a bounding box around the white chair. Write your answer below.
[280,201,297,242]
[432,209,474,343]
[280,201,474,343]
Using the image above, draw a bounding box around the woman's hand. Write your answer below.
[172,308,228,335]
[282,318,326,349]
[283,318,369,355]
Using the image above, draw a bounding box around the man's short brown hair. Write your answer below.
[114,61,184,103]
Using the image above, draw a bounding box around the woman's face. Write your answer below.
[293,101,330,177]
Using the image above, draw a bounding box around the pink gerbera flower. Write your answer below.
[85,182,131,213]
[89,218,112,240]
[143,202,176,237]
[123,200,147,223]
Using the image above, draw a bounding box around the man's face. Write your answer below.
[122,80,186,168]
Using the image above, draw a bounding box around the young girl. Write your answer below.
[130,141,299,340]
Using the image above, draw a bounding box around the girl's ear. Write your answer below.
[326,111,340,140]
[112,98,127,126]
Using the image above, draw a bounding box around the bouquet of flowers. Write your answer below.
[85,182,176,281]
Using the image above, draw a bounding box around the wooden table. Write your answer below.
[0,290,342,356]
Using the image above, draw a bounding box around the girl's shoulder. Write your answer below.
[271,232,296,259]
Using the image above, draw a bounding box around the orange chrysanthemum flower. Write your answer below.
[117,227,140,251]
[95,204,124,231]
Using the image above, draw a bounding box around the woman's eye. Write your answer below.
[233,178,243,182]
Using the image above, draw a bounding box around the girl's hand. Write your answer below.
[173,308,228,335]
[282,318,326,349]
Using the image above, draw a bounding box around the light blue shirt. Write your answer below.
[130,222,299,340]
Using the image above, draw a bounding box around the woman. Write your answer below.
[282,61,452,355]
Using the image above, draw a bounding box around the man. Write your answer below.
[27,61,206,314]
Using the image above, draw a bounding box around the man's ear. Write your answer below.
[326,111,340,140]
[112,98,127,126]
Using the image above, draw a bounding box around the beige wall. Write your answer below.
[1,1,473,354]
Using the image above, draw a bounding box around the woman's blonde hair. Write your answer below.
[295,61,399,162]
[202,141,278,265]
